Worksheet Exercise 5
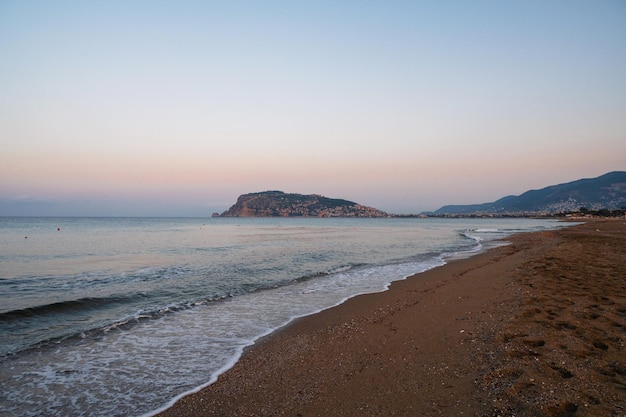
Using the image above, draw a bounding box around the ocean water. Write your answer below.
[0,217,569,417]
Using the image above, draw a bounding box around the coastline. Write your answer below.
[157,220,625,417]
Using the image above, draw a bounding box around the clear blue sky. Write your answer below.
[1,1,625,216]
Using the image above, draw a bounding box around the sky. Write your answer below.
[1,1,625,216]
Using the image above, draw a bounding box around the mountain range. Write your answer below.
[433,171,626,215]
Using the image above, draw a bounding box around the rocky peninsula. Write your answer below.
[216,191,390,218]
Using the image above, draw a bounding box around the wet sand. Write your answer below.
[158,220,625,417]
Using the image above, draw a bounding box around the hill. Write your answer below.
[433,171,626,215]
[218,191,390,217]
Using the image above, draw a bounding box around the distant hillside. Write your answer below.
[434,171,626,215]
[218,191,390,217]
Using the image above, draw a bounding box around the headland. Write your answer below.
[215,191,390,217]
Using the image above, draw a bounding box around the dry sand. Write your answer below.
[158,220,625,417]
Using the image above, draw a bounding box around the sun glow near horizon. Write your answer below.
[1,1,625,216]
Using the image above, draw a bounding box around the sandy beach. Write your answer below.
[158,220,625,417]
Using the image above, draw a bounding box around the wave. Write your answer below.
[0,262,371,357]
[290,263,361,284]
[459,230,484,244]
[3,266,352,323]
[460,226,527,243]
[0,294,141,323]
[0,297,199,358]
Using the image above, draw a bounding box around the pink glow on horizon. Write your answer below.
[1,1,624,216]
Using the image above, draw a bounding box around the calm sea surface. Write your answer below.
[0,217,570,417]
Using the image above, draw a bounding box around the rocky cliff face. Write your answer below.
[219,191,389,217]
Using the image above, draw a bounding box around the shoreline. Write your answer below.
[157,220,625,416]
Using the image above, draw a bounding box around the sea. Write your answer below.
[0,216,571,417]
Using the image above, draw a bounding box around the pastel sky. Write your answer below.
[1,1,625,216]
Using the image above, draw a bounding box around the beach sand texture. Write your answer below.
[158,220,625,417]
